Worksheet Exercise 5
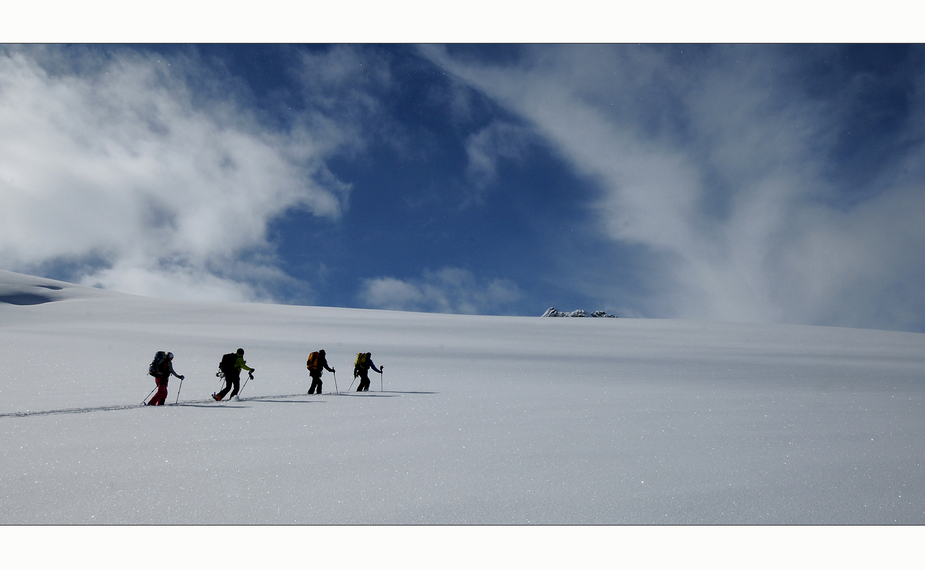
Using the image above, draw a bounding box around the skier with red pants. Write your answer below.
[147,352,184,406]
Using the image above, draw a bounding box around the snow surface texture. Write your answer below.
[1,270,924,524]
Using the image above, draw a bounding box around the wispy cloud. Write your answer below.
[0,46,355,302]
[427,44,925,331]
[358,267,522,314]
[463,121,532,205]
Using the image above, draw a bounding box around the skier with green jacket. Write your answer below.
[213,348,255,401]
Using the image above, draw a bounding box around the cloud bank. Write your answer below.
[0,46,350,302]
[359,267,521,314]
[428,45,925,331]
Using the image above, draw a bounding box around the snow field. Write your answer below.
[1,270,924,561]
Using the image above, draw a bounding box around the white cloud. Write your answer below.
[464,121,532,205]
[0,46,353,302]
[358,267,521,314]
[427,45,925,331]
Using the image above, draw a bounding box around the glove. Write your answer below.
[180,375,185,380]
[248,371,254,380]
[332,368,336,374]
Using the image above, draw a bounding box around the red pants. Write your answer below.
[148,377,168,406]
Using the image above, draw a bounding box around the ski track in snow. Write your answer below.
[0,391,431,418]
[0,393,299,418]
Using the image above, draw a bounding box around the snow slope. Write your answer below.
[2,269,925,527]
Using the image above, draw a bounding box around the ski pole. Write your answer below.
[174,377,184,405]
[348,375,357,392]
[142,386,156,405]
[333,370,338,394]
[380,367,384,392]
[240,373,252,397]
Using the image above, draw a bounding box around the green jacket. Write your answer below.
[235,356,254,373]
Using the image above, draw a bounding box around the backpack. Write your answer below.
[354,353,368,369]
[219,352,237,374]
[307,352,320,370]
[148,351,167,377]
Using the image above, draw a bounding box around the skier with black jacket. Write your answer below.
[306,349,335,395]
[213,348,255,401]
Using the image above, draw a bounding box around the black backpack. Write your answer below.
[219,352,237,375]
[149,351,167,377]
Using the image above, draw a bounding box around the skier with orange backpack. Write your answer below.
[306,349,335,395]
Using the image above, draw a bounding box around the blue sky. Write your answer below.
[3,43,925,332]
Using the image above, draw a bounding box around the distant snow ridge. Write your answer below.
[541,307,617,318]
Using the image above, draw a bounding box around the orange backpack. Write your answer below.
[307,352,320,370]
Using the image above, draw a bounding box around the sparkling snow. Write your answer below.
[1,270,923,561]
